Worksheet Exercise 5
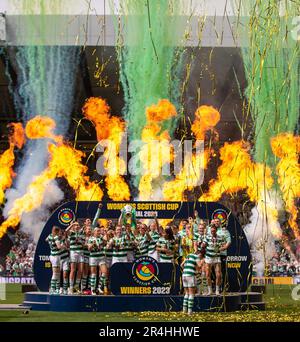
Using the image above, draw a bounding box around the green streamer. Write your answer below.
[116,0,185,141]
[237,0,299,166]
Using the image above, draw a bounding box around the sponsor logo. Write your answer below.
[212,208,228,226]
[0,277,35,285]
[132,256,159,286]
[58,208,75,226]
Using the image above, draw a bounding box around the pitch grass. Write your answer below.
[0,284,299,322]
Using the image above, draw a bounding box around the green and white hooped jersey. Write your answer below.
[124,232,135,252]
[182,253,200,277]
[104,246,113,259]
[218,229,231,256]
[68,231,85,252]
[112,236,128,258]
[59,238,69,260]
[135,234,150,258]
[148,231,160,253]
[156,237,175,262]
[204,233,225,258]
[88,236,105,257]
[47,234,60,256]
[194,233,206,250]
[83,237,90,258]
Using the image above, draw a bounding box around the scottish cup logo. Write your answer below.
[132,256,159,286]
[212,208,228,226]
[58,208,75,226]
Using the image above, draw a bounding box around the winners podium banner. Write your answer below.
[33,201,252,292]
[110,257,181,295]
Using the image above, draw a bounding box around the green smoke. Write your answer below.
[238,0,299,166]
[116,0,185,142]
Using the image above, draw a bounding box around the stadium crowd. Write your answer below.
[0,231,35,277]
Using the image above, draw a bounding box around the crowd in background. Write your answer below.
[0,206,299,280]
[0,231,35,277]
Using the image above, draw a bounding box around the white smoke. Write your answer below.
[3,46,80,240]
[19,181,64,242]
[4,140,49,214]
[244,190,283,276]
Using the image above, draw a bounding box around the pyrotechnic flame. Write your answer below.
[0,123,25,204]
[199,140,281,238]
[8,123,26,149]
[82,97,130,201]
[200,140,273,202]
[25,115,62,143]
[191,105,220,140]
[138,99,177,200]
[163,105,220,201]
[271,133,300,239]
[0,117,103,238]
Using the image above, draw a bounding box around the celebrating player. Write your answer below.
[58,229,70,295]
[46,226,63,294]
[148,217,161,261]
[66,221,85,294]
[181,251,203,314]
[203,224,227,295]
[156,227,175,263]
[108,225,128,265]
[88,227,108,295]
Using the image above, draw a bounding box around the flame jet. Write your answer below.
[199,140,281,238]
[138,99,177,200]
[82,97,130,201]
[0,123,25,204]
[0,116,103,238]
[163,105,220,201]
[271,133,300,239]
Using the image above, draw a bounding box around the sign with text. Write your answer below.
[33,201,252,292]
[110,257,180,295]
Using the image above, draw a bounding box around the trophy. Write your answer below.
[120,205,137,229]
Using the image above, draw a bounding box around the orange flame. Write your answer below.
[82,97,130,201]
[0,123,25,204]
[163,105,220,201]
[191,105,220,140]
[0,115,105,237]
[271,133,300,239]
[200,140,273,202]
[138,99,177,200]
[0,139,103,238]
[8,123,26,149]
[0,147,15,205]
[25,116,62,143]
[199,140,281,238]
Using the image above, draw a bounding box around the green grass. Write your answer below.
[0,284,299,322]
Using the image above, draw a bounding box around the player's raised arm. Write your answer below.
[92,203,102,229]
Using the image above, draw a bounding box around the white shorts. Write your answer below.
[89,257,106,267]
[70,251,84,263]
[182,276,196,288]
[50,255,60,268]
[111,256,128,266]
[60,258,70,272]
[205,256,221,264]
[148,250,159,261]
